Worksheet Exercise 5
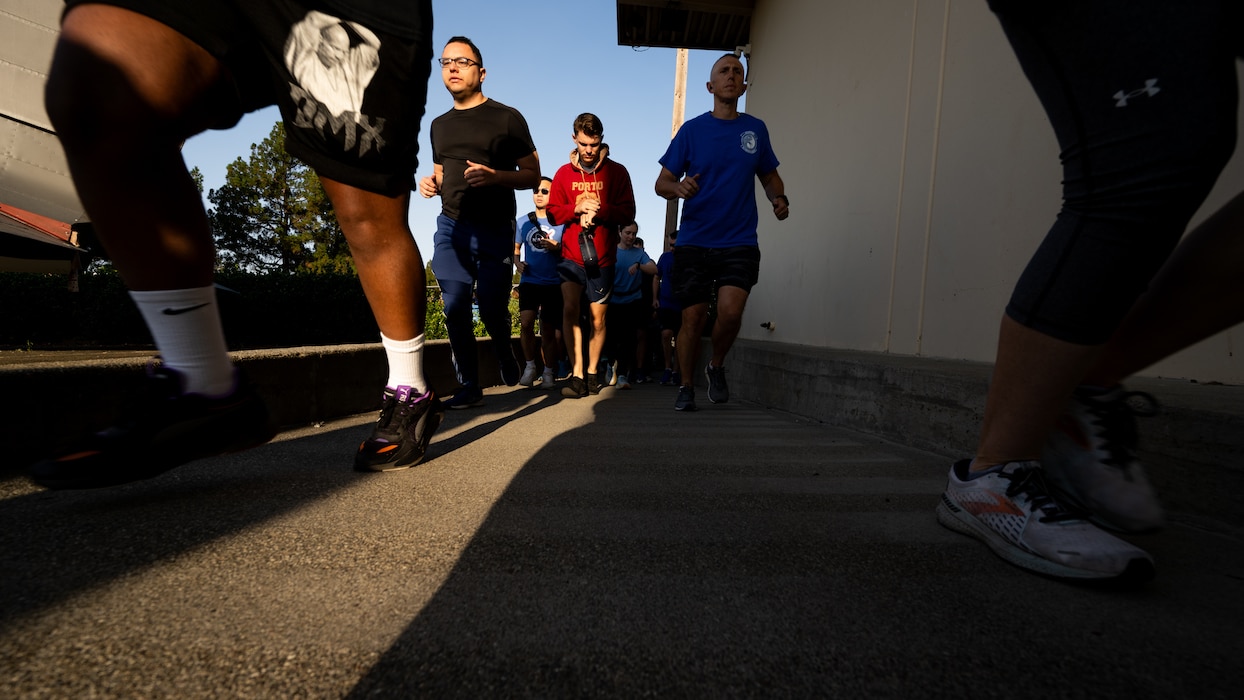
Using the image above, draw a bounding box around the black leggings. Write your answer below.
[990,0,1242,344]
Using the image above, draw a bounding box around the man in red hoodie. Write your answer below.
[547,113,637,398]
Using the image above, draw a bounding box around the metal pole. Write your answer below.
[664,48,688,245]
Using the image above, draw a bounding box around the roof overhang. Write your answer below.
[0,203,83,274]
[616,0,754,51]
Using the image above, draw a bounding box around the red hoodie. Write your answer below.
[547,146,637,268]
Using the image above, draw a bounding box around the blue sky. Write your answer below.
[180,0,744,260]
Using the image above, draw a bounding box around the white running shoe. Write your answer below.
[519,363,539,388]
[1042,386,1164,532]
[936,460,1154,582]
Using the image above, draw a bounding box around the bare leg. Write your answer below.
[973,316,1101,468]
[1086,189,1244,386]
[562,281,585,377]
[320,180,425,339]
[976,189,1244,469]
[710,286,749,367]
[519,309,539,363]
[587,303,608,375]
[47,5,230,291]
[539,318,560,369]
[677,302,709,387]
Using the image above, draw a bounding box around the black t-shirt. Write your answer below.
[431,99,536,225]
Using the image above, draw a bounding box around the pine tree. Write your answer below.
[207,123,352,274]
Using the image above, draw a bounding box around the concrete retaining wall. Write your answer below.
[726,339,1244,529]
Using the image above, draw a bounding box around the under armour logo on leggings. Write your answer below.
[1113,79,1160,107]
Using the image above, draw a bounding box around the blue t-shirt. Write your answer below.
[515,213,564,285]
[658,112,780,248]
[655,251,680,310]
[613,246,653,304]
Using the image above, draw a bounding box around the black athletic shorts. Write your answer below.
[656,307,683,333]
[672,245,761,307]
[63,0,433,195]
[518,282,564,326]
[989,0,1242,343]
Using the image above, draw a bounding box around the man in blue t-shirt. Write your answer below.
[514,176,565,388]
[655,53,790,412]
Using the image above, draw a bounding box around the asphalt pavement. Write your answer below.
[2,381,1241,698]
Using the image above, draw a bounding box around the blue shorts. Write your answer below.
[559,259,614,304]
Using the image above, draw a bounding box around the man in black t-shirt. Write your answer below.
[419,36,541,409]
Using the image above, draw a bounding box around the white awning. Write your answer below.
[0,1,87,224]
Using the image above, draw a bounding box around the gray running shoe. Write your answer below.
[675,385,697,412]
[1042,386,1164,532]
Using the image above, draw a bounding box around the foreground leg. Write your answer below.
[675,303,708,411]
[30,6,274,488]
[560,282,588,398]
[705,286,749,404]
[586,302,609,394]
[321,180,442,472]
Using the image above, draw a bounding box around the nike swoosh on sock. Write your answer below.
[162,303,211,315]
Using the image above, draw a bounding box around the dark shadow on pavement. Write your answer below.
[345,386,1244,697]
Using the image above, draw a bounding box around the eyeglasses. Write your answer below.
[437,57,479,68]
[537,188,550,194]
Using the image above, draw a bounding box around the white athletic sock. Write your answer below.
[129,286,235,396]
[382,332,427,394]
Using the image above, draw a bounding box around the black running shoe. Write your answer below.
[560,376,588,398]
[444,385,484,410]
[587,372,602,395]
[28,365,276,490]
[498,345,520,387]
[355,386,444,472]
[705,364,729,404]
[675,385,697,412]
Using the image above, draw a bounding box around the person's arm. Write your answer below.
[655,167,699,200]
[759,169,789,221]
[513,232,526,275]
[463,151,541,190]
[596,166,637,226]
[546,172,574,226]
[418,163,444,199]
[511,151,542,190]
